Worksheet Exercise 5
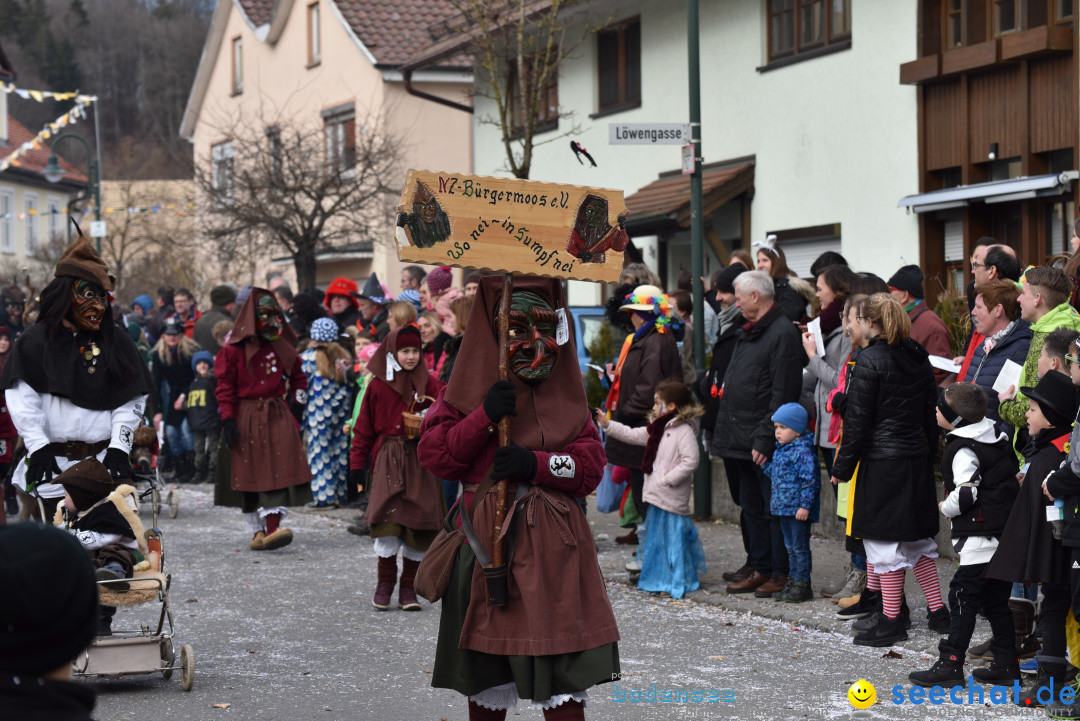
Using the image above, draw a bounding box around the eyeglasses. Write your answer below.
[970,262,987,270]
[1068,355,1080,365]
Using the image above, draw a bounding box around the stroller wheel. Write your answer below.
[168,490,179,519]
[151,487,162,516]
[180,644,194,691]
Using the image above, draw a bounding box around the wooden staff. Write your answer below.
[490,273,513,568]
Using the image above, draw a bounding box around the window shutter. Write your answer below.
[344,117,356,168]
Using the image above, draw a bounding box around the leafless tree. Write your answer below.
[192,111,403,290]
[442,0,600,179]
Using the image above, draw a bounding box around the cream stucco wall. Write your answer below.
[0,177,75,279]
[471,1,920,301]
[189,0,472,290]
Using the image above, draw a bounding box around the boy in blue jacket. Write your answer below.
[763,402,819,603]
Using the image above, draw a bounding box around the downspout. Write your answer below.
[403,67,473,114]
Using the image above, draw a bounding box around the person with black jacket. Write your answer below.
[909,383,1019,688]
[184,350,220,483]
[830,293,948,648]
[712,271,802,599]
[988,370,1080,708]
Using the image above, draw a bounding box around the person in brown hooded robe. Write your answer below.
[213,288,312,550]
[417,276,619,721]
[349,323,445,611]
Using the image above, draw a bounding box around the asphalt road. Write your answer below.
[85,484,1039,720]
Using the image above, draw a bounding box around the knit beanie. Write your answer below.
[399,289,422,310]
[55,233,115,292]
[771,402,809,435]
[358,343,379,363]
[309,317,339,343]
[209,284,238,308]
[191,349,214,372]
[715,263,748,294]
[397,324,422,350]
[887,265,925,299]
[465,271,482,286]
[0,523,98,675]
[426,266,453,296]
[132,294,153,314]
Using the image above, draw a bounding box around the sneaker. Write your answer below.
[853,613,908,647]
[909,654,965,688]
[852,610,886,633]
[971,661,1021,683]
[775,579,813,603]
[398,587,421,611]
[1016,670,1054,707]
[372,581,394,611]
[1017,634,1041,659]
[1020,658,1038,675]
[625,558,642,573]
[820,566,853,598]
[837,589,880,619]
[831,568,866,604]
[967,638,993,660]
[927,607,951,634]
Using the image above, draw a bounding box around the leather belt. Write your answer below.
[49,439,110,460]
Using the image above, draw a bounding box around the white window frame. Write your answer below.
[212,141,235,200]
[0,189,14,254]
[308,2,321,65]
[23,192,38,255]
[46,195,63,244]
[322,106,356,180]
[232,37,243,94]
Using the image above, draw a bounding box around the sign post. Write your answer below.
[394,169,629,601]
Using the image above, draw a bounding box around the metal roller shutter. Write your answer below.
[944,220,963,262]
[781,239,843,279]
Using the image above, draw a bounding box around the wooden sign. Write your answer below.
[394,169,629,284]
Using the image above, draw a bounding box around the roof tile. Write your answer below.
[236,0,276,27]
[0,115,87,184]
[332,0,469,67]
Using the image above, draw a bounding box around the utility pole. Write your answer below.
[688,0,710,519]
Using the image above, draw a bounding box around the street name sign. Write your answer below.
[609,123,693,145]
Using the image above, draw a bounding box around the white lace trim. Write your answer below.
[257,506,287,520]
[243,511,263,534]
[401,543,426,562]
[469,682,588,711]
[373,536,401,558]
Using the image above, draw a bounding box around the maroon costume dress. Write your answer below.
[213,290,312,513]
[417,276,620,710]
[350,326,445,550]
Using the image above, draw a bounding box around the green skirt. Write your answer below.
[432,542,620,700]
[213,441,313,511]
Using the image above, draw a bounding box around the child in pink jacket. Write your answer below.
[597,379,706,598]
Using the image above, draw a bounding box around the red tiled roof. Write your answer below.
[625,164,755,225]
[332,0,470,67]
[0,116,87,184]
[236,0,276,27]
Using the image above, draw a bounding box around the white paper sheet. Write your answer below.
[992,359,1024,398]
[807,316,826,358]
[928,356,962,373]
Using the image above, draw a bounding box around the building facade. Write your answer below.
[180,0,473,291]
[407,0,920,303]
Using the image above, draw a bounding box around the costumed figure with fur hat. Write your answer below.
[301,317,354,508]
[0,228,151,523]
[349,323,445,611]
[417,276,619,721]
[214,288,313,550]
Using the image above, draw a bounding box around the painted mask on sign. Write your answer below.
[504,290,559,384]
[574,195,612,250]
[70,279,107,332]
[405,181,452,248]
[256,295,285,341]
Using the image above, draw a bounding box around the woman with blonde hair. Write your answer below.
[438,296,472,383]
[300,317,355,508]
[417,309,450,379]
[151,319,202,482]
[387,300,418,332]
[829,293,946,647]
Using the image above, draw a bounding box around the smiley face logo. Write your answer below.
[848,679,876,709]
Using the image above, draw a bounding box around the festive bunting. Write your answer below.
[0,83,95,104]
[0,95,97,174]
[0,202,194,220]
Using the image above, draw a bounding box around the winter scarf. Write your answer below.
[642,410,676,473]
[818,296,844,336]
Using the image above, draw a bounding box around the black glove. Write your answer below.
[831,391,848,416]
[492,444,537,481]
[483,380,517,422]
[350,468,366,491]
[222,418,240,449]
[25,446,61,494]
[103,447,135,481]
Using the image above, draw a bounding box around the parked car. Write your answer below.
[570,306,624,375]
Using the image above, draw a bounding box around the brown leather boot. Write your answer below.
[726,570,768,594]
[754,574,789,598]
[722,563,753,583]
[615,529,639,545]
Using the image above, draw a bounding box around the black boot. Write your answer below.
[909,653,964,688]
[853,612,908,647]
[97,604,115,636]
[1017,667,1059,708]
[175,451,195,484]
[837,588,880,620]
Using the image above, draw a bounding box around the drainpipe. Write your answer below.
[403,67,473,114]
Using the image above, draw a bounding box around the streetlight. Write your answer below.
[40,132,101,252]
